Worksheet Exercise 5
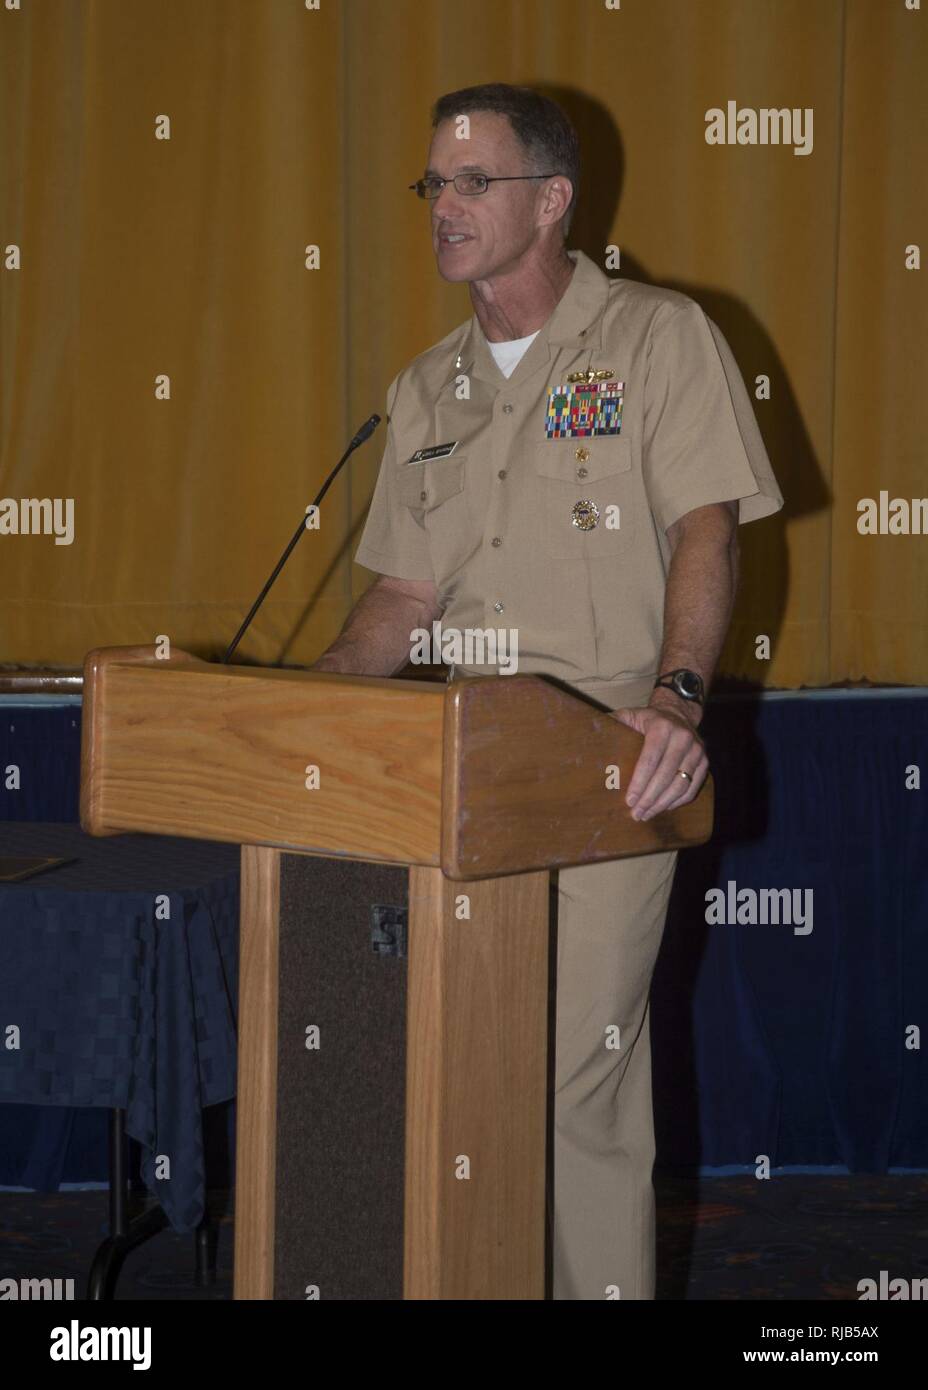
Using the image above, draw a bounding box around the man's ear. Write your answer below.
[540,175,573,227]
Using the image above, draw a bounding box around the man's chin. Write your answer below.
[436,263,476,283]
[435,244,483,283]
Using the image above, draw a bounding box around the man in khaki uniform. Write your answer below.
[313,84,783,1299]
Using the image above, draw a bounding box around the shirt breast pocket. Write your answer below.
[532,437,634,559]
[397,456,469,554]
[397,455,466,507]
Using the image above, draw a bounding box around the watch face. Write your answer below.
[677,671,701,697]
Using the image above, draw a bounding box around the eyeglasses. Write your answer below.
[409,172,558,199]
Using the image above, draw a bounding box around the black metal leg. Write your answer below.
[85,1108,169,1300]
[109,1104,127,1236]
[195,1212,218,1287]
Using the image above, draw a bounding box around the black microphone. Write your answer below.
[221,414,382,665]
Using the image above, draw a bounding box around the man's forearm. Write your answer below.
[309,577,431,677]
[650,515,740,727]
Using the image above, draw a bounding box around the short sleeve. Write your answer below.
[353,372,435,581]
[641,300,784,534]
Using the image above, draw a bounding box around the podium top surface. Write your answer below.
[81,646,713,880]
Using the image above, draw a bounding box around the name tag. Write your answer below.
[405,441,459,464]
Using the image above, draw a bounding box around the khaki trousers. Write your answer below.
[548,675,679,1301]
[551,846,678,1300]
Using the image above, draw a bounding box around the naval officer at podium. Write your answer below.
[312,82,783,1300]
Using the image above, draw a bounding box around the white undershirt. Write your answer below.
[486,329,540,378]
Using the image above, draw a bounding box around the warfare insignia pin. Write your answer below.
[566,368,616,384]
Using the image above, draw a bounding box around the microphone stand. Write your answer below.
[221,414,381,666]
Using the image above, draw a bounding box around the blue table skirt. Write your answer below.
[0,824,240,1232]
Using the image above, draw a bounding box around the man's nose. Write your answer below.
[431,180,466,218]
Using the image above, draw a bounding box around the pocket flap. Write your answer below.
[533,437,632,483]
[397,456,466,507]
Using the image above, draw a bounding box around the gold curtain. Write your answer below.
[1,0,924,685]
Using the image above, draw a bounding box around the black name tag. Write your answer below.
[405,441,459,464]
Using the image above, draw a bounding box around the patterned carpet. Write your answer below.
[1,1172,925,1300]
[654,1172,928,1300]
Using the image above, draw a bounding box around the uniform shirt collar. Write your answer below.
[444,249,610,390]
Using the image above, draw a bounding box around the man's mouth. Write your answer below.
[438,232,472,246]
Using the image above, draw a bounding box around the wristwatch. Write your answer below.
[653,668,705,706]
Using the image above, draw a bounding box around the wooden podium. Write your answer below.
[80,645,713,1300]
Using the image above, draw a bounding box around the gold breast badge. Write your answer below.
[566,368,616,384]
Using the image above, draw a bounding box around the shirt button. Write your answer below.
[493,601,504,613]
[577,467,588,479]
[419,490,427,501]
[502,403,513,414]
[491,536,502,547]
[498,469,507,480]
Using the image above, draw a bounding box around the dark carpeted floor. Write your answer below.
[1,1172,925,1300]
[654,1172,928,1300]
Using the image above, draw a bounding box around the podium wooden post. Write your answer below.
[81,646,713,1300]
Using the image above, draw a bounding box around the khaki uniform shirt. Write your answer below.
[355,249,783,701]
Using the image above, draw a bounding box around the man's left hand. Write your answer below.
[610,696,709,821]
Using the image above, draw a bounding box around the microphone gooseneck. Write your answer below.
[221,414,382,665]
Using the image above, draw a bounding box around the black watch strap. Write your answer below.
[653,668,705,705]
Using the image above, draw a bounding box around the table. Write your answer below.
[0,822,240,1233]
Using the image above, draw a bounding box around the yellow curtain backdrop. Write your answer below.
[0,0,924,685]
